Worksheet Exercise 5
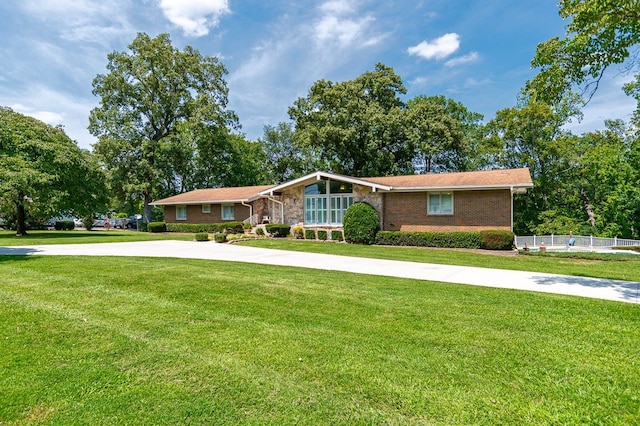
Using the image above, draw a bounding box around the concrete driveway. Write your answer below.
[1,240,638,304]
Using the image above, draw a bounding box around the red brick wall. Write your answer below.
[164,203,251,224]
[382,190,512,232]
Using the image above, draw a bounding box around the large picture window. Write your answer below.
[305,180,353,225]
[222,204,235,220]
[428,192,453,215]
[176,205,187,220]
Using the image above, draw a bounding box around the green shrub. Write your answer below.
[139,222,148,232]
[222,221,245,234]
[195,232,209,241]
[147,222,166,233]
[331,230,343,241]
[82,217,94,231]
[214,233,227,243]
[256,227,265,236]
[375,231,483,249]
[265,224,291,238]
[54,220,75,231]
[317,230,327,241]
[292,226,304,239]
[343,202,380,245]
[305,229,316,240]
[166,223,216,233]
[243,222,253,231]
[479,230,515,250]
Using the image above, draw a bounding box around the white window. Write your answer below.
[222,204,235,220]
[428,193,453,215]
[202,204,211,213]
[304,180,353,225]
[176,205,187,221]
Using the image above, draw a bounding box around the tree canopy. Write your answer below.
[288,63,413,177]
[527,0,640,115]
[89,32,239,222]
[0,107,107,235]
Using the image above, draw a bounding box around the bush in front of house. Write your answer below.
[317,230,327,240]
[255,227,265,236]
[54,220,75,231]
[305,229,316,240]
[331,230,343,241]
[292,226,304,239]
[166,223,217,233]
[214,233,227,243]
[479,230,515,250]
[222,221,245,234]
[375,231,483,249]
[147,222,166,233]
[195,232,209,241]
[343,202,380,245]
[243,222,252,231]
[265,224,291,238]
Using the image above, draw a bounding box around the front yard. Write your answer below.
[1,255,638,424]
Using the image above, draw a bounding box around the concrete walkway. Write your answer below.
[1,240,638,304]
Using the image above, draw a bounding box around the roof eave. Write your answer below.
[387,183,534,192]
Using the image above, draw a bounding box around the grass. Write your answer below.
[1,255,639,424]
[236,239,640,282]
[0,230,194,246]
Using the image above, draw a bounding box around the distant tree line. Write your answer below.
[1,1,638,237]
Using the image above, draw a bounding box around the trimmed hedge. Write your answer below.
[331,230,343,242]
[479,230,515,250]
[54,220,75,231]
[148,222,167,233]
[195,232,209,241]
[214,233,227,243]
[375,231,483,249]
[265,224,291,238]
[375,230,515,250]
[317,230,327,241]
[305,229,316,240]
[343,202,380,245]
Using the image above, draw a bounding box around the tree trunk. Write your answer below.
[580,188,596,228]
[15,199,27,236]
[143,193,153,223]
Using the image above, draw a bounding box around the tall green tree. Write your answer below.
[0,107,107,235]
[484,102,574,233]
[89,32,238,222]
[406,95,484,173]
[527,0,640,113]
[289,63,413,177]
[259,122,321,183]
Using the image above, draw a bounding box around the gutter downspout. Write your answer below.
[268,193,284,224]
[510,186,514,233]
[241,201,253,225]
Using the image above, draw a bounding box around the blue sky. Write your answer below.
[1,0,636,150]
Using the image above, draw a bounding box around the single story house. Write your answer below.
[151,168,533,232]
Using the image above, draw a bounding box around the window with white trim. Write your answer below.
[202,204,211,213]
[304,180,353,225]
[222,204,235,220]
[176,205,187,220]
[428,192,453,215]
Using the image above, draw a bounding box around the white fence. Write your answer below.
[515,234,640,249]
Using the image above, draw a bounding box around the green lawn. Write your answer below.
[1,256,638,424]
[0,230,194,246]
[237,239,640,282]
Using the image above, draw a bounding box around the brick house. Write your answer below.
[151,168,533,232]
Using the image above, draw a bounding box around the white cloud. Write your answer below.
[313,1,383,48]
[445,51,479,67]
[159,0,230,37]
[408,33,460,60]
[9,103,65,126]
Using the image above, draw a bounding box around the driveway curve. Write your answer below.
[1,240,638,304]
